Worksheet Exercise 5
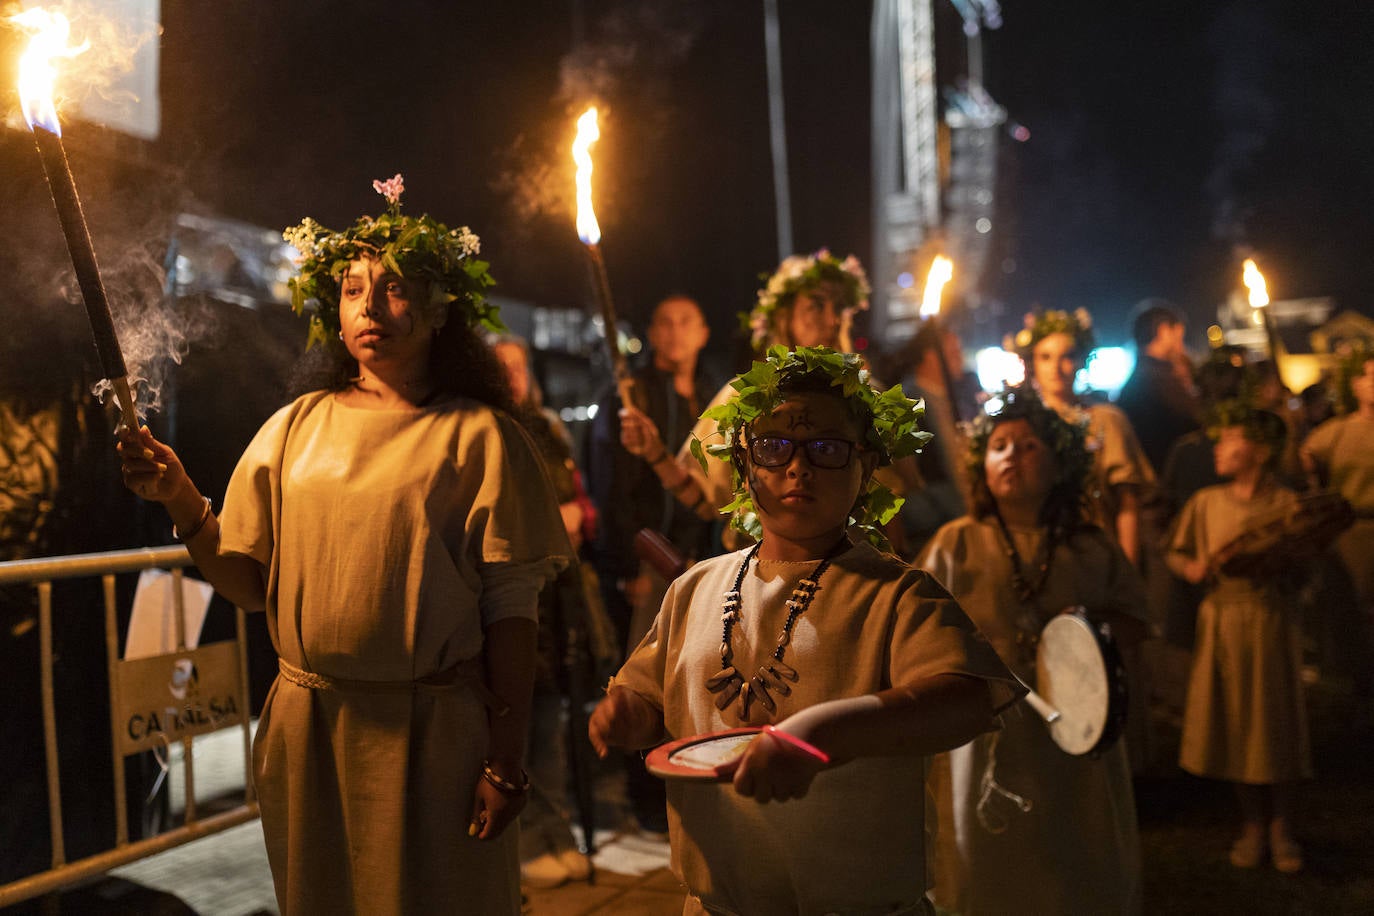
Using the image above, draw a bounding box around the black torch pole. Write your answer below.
[928,316,963,424]
[584,242,641,410]
[31,125,138,429]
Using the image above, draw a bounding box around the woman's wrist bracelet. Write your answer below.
[173,497,213,542]
[481,760,530,795]
[762,724,831,764]
[647,449,670,466]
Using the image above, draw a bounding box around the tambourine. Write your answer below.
[1210,491,1354,578]
[645,727,761,781]
[1021,608,1129,756]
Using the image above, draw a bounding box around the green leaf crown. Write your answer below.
[282,175,502,348]
[689,345,932,550]
[742,249,871,349]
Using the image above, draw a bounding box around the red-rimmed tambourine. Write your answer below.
[645,727,762,781]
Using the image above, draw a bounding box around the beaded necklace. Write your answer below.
[705,540,843,721]
[992,512,1060,664]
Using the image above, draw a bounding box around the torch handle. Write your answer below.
[32,127,137,427]
[585,243,643,410]
[929,317,963,424]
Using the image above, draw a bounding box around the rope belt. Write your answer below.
[277,656,509,715]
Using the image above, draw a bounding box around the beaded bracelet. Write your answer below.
[481,761,530,795]
[173,497,213,542]
[762,724,831,764]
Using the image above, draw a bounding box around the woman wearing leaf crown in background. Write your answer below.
[920,388,1147,915]
[117,176,572,915]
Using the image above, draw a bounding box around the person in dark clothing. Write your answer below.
[1117,299,1200,473]
[585,294,720,834]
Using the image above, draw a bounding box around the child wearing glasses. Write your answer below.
[589,347,1021,915]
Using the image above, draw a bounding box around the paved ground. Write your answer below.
[4,678,1371,915]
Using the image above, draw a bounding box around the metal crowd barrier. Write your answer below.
[0,547,259,907]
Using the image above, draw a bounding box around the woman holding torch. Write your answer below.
[117,177,572,915]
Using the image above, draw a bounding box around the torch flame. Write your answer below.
[9,7,90,135]
[920,255,954,318]
[1242,258,1269,309]
[573,106,602,246]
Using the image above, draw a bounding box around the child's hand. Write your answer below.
[731,726,829,803]
[1181,557,1209,584]
[588,687,662,758]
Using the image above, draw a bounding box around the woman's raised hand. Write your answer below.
[618,404,667,461]
[116,425,190,504]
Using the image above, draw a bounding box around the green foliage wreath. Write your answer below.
[282,174,502,348]
[690,346,931,549]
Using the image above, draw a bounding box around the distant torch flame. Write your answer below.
[9,7,89,135]
[573,106,602,246]
[920,255,954,318]
[1242,258,1269,309]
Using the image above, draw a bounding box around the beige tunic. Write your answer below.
[612,541,1020,916]
[1301,413,1374,601]
[1077,402,1156,530]
[219,392,571,915]
[1167,484,1312,783]
[920,518,1145,916]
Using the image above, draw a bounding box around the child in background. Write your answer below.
[1168,403,1310,873]
[920,388,1147,915]
[589,347,1021,915]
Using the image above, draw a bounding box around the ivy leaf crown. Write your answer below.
[741,249,872,350]
[689,345,932,551]
[1003,307,1096,358]
[282,173,503,348]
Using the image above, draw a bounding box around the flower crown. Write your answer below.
[1004,307,1096,357]
[1333,338,1374,414]
[742,249,871,349]
[690,346,931,550]
[965,386,1093,529]
[283,174,502,347]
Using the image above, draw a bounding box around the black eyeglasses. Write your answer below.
[747,436,859,469]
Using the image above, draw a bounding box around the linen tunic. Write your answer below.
[1301,413,1374,601]
[1167,484,1312,784]
[612,541,1021,916]
[919,518,1145,916]
[1076,402,1156,530]
[219,391,571,915]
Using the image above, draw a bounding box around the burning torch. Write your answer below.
[920,255,962,423]
[1241,257,1279,364]
[572,106,639,409]
[11,7,138,429]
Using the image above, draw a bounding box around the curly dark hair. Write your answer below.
[287,319,514,413]
[965,386,1094,535]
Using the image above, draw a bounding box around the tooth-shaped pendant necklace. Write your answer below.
[704,540,843,722]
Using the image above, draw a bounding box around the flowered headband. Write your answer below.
[742,249,871,350]
[282,174,502,347]
[965,386,1093,531]
[1004,307,1096,358]
[690,345,931,550]
[1332,338,1374,414]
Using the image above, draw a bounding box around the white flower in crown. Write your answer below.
[451,226,481,257]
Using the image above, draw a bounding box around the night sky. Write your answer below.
[5,1,1373,364]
